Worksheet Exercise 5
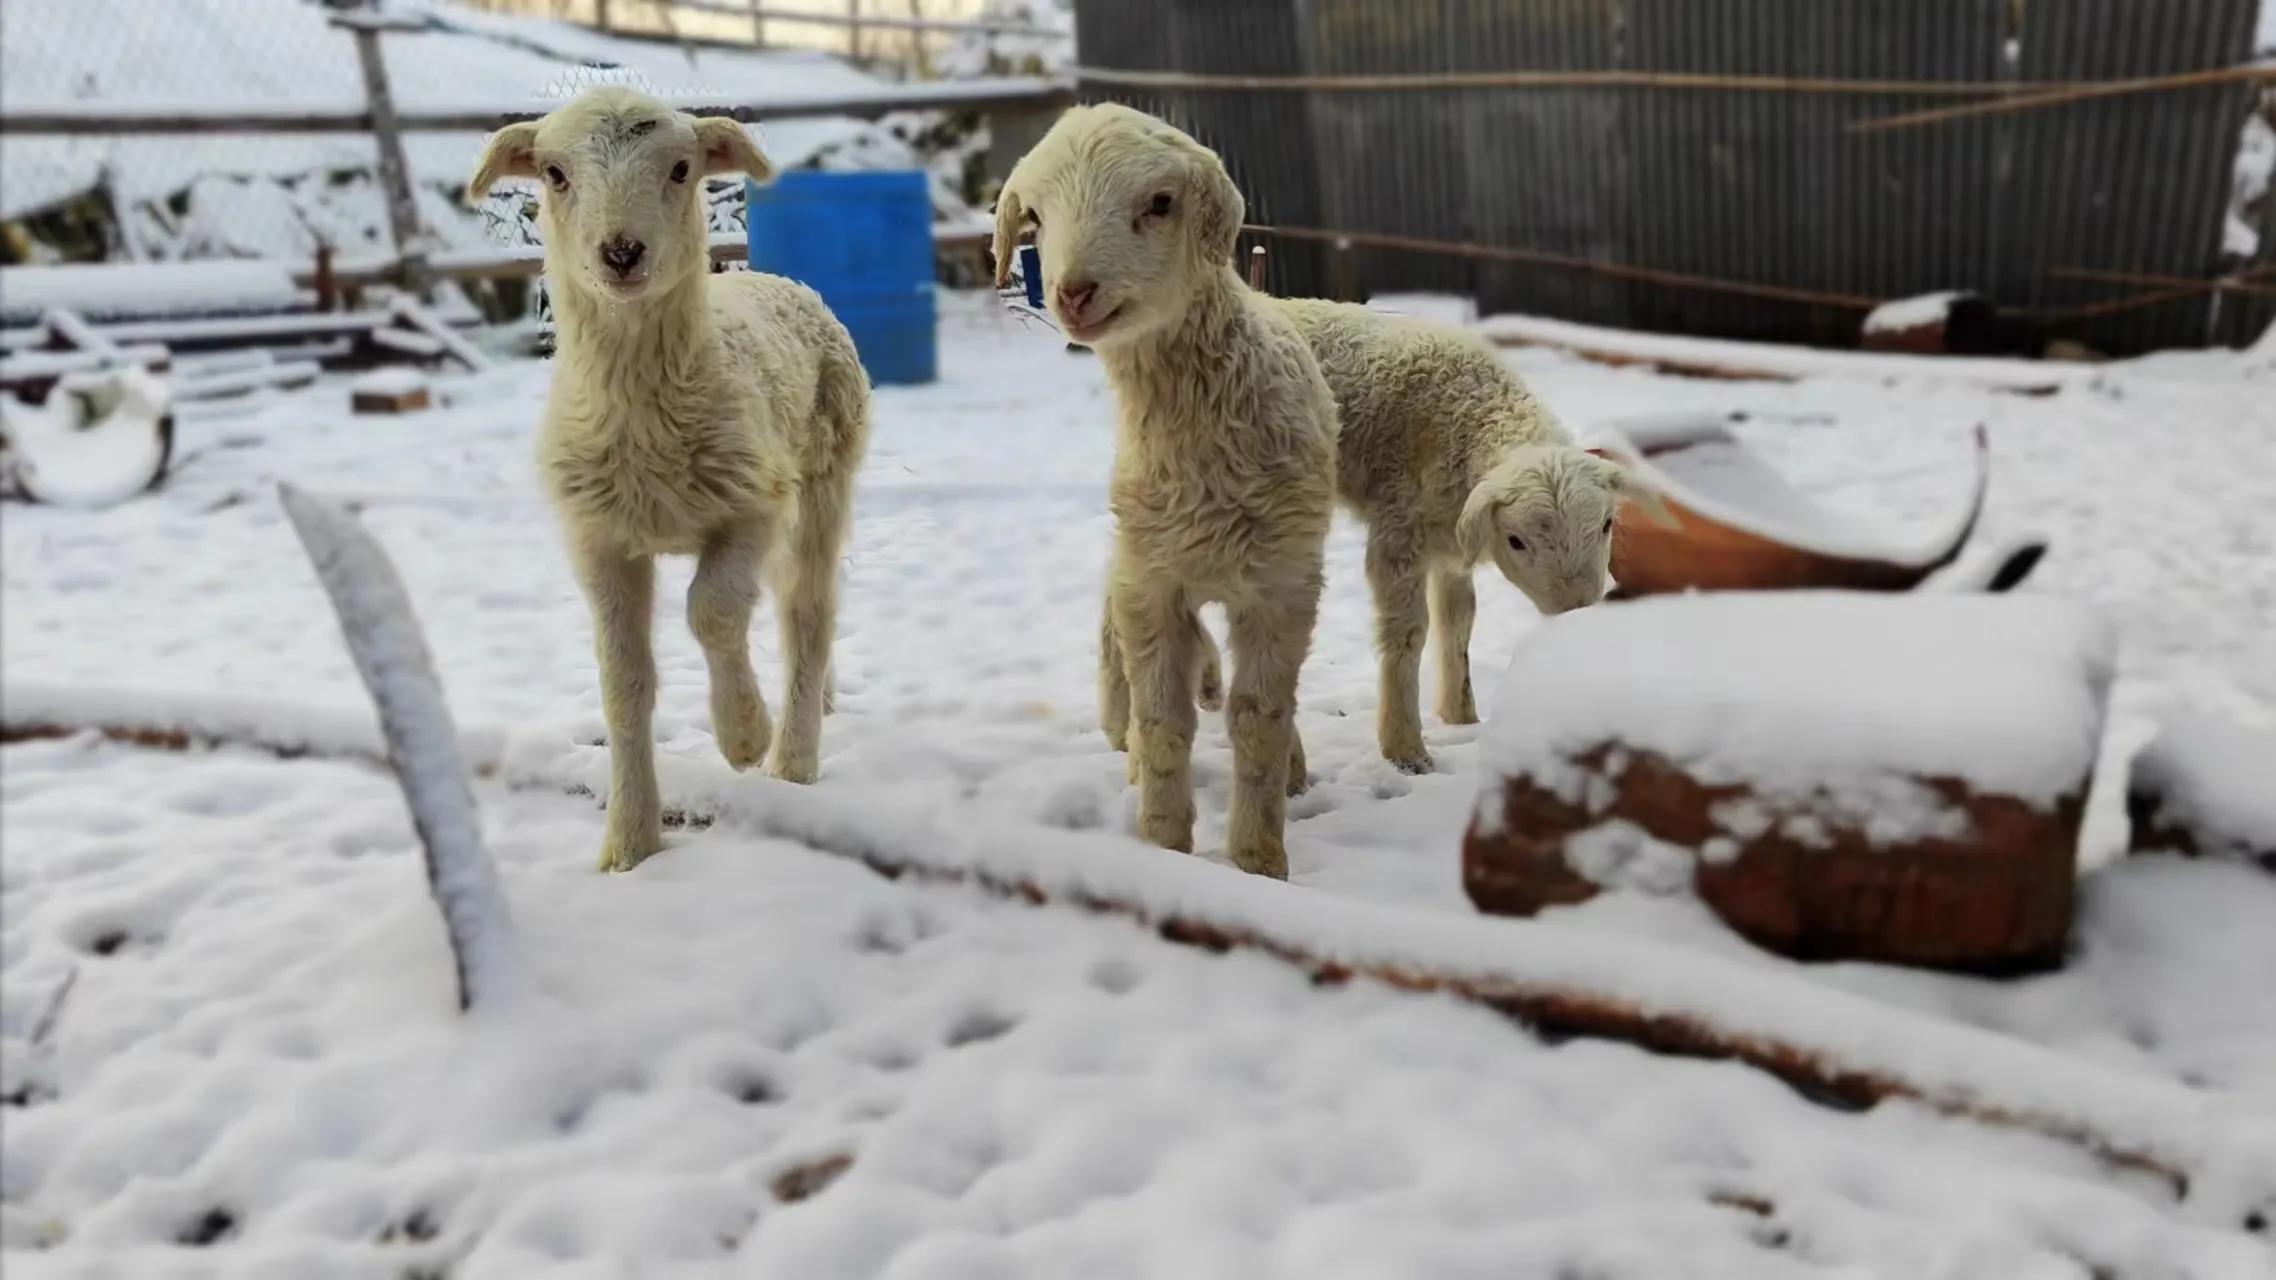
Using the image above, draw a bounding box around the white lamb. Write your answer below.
[467,89,869,872]
[994,104,1338,880]
[1120,297,1672,773]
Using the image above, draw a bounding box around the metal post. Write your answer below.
[847,0,863,61]
[595,0,611,33]
[343,9,434,299]
[750,0,764,46]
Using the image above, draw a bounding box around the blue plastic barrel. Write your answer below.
[745,170,937,386]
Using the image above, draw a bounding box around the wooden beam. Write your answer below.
[339,9,434,299]
[0,79,1074,136]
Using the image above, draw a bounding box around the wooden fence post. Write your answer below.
[848,0,864,60]
[595,0,611,33]
[750,0,765,46]
[339,7,434,300]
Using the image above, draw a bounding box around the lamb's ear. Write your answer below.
[1456,480,1505,561]
[1185,145,1245,267]
[466,121,539,201]
[695,117,772,180]
[990,185,1023,289]
[1588,450,1679,530]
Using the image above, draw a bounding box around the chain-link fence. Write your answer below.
[1,0,1069,278]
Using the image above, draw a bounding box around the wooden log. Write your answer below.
[1467,744,2087,973]
[1462,592,2111,974]
[2,679,2240,1194]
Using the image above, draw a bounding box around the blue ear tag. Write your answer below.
[1020,244,1044,309]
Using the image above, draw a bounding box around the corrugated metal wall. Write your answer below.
[1073,0,2263,354]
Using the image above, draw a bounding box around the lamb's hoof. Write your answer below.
[1230,841,1289,880]
[1286,769,1310,798]
[766,747,819,785]
[1387,749,1435,775]
[718,720,772,771]
[1196,672,1225,713]
[1137,815,1195,853]
[596,830,662,874]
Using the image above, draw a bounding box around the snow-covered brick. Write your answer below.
[1465,592,2116,970]
[2128,711,2276,871]
[350,366,434,414]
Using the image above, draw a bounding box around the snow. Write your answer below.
[1479,593,2115,834]
[348,368,429,398]
[4,292,2276,1272]
[2131,710,2276,867]
[1861,290,1964,335]
[0,262,306,326]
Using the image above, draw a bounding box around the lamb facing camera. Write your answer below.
[468,88,869,873]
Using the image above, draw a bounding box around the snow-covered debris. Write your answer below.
[0,365,171,508]
[2130,710,2276,869]
[2227,111,2275,259]
[1478,592,2116,820]
[349,367,430,399]
[1862,291,1965,336]
[280,483,523,1012]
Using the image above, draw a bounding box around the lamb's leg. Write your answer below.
[1223,586,1317,879]
[1172,606,1302,794]
[577,541,662,872]
[1114,576,1198,853]
[1428,566,1480,726]
[687,522,772,770]
[768,484,847,784]
[1367,528,1433,772]
[1099,580,1131,751]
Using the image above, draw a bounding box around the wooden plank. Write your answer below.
[388,298,494,373]
[0,79,1074,136]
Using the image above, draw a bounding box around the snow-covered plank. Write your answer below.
[0,261,307,325]
[1483,311,2104,393]
[389,297,493,373]
[529,741,2271,1204]
[278,486,524,1013]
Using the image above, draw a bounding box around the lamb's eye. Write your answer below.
[1602,518,1614,535]
[670,160,690,184]
[1508,534,1527,553]
[543,164,569,191]
[1147,192,1174,217]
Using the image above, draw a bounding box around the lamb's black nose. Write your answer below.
[599,236,647,277]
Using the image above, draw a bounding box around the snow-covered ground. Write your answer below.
[5,294,2276,1275]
